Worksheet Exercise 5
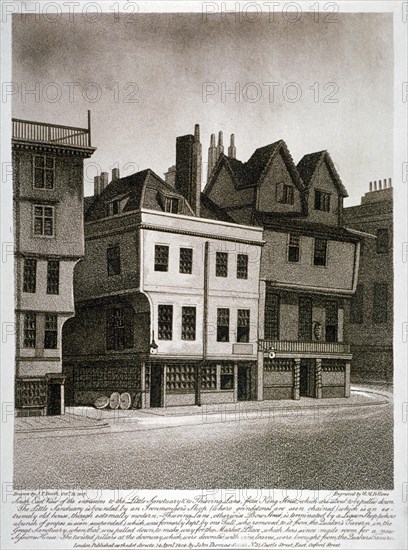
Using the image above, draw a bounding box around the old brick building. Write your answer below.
[343,179,393,385]
[13,114,95,416]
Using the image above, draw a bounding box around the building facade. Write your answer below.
[343,179,393,385]
[204,137,361,399]
[62,126,264,409]
[13,114,95,416]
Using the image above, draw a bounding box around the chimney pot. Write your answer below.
[112,167,120,182]
[164,165,177,187]
[379,180,382,190]
[369,181,372,192]
[388,177,392,188]
[218,131,223,147]
[94,175,101,196]
[100,172,109,191]
[383,178,387,189]
[228,133,236,159]
[373,181,377,191]
[210,133,216,146]
[194,124,200,142]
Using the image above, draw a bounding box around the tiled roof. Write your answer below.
[200,194,235,222]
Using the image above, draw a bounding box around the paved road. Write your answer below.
[14,400,393,490]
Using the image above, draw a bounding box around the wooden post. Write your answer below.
[87,110,91,146]
[344,362,351,397]
[140,362,146,409]
[315,358,322,399]
[293,358,300,400]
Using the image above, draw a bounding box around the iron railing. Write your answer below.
[259,340,350,354]
[12,117,91,148]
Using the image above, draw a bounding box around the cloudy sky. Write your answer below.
[12,10,393,205]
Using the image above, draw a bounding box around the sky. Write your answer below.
[11,11,393,205]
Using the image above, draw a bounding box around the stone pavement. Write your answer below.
[14,386,390,437]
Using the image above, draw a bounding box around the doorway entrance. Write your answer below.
[150,365,164,408]
[238,365,251,401]
[47,383,62,415]
[299,360,315,398]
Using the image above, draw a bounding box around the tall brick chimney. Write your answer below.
[175,124,202,216]
[228,134,236,159]
[207,133,217,181]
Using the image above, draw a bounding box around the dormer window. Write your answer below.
[276,182,294,205]
[314,190,331,212]
[165,197,179,214]
[107,195,129,216]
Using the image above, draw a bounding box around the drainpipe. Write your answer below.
[197,241,209,406]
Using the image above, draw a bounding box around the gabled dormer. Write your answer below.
[297,151,348,227]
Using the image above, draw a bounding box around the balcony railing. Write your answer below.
[259,340,350,355]
[12,116,92,148]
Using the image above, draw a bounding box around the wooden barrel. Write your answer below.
[109,392,120,409]
[119,392,132,410]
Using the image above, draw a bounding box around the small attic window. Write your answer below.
[107,195,129,216]
[164,197,180,214]
[276,182,294,205]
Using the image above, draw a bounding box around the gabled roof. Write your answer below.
[205,139,304,193]
[200,193,235,223]
[297,151,348,197]
[85,169,195,222]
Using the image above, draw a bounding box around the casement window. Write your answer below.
[217,308,230,342]
[107,245,121,276]
[237,309,250,343]
[47,259,59,295]
[33,205,54,236]
[313,238,328,266]
[23,312,36,348]
[276,182,295,205]
[165,197,180,214]
[23,258,37,293]
[288,234,300,263]
[179,248,193,274]
[166,364,195,391]
[201,365,217,390]
[216,252,228,277]
[154,245,169,272]
[34,155,54,189]
[325,301,338,342]
[376,228,389,254]
[158,305,173,340]
[44,313,58,349]
[181,306,196,341]
[264,288,280,340]
[314,190,331,212]
[373,283,388,323]
[350,284,364,324]
[107,196,129,216]
[236,254,248,279]
[298,297,312,341]
[106,308,134,350]
[220,364,234,390]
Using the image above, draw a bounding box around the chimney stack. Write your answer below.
[112,167,120,182]
[373,180,377,191]
[94,175,101,196]
[207,133,218,181]
[217,131,224,157]
[379,179,382,190]
[228,133,236,159]
[175,124,202,216]
[100,171,109,192]
[388,177,392,188]
[164,165,177,187]
[369,181,372,192]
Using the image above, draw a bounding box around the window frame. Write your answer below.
[313,238,328,267]
[44,313,58,349]
[287,233,300,263]
[215,252,228,278]
[237,309,250,343]
[179,247,193,274]
[23,312,36,348]
[33,155,55,190]
[33,205,55,237]
[217,308,230,342]
[154,244,169,272]
[106,307,134,351]
[107,244,121,276]
[46,259,60,295]
[276,182,295,205]
[23,258,37,293]
[165,197,180,214]
[220,364,234,390]
[158,304,173,340]
[314,189,331,212]
[181,306,196,341]
[236,253,248,279]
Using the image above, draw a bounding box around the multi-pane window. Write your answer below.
[158,305,173,340]
[44,314,58,349]
[155,245,169,272]
[373,283,388,323]
[325,301,338,342]
[34,155,54,189]
[106,308,134,350]
[277,183,294,205]
[350,284,364,324]
[237,254,248,279]
[23,258,37,293]
[181,307,196,341]
[34,205,54,236]
[220,364,234,390]
[216,252,228,277]
[107,245,121,276]
[201,365,217,390]
[166,365,195,391]
[237,309,250,343]
[217,308,230,342]
[376,228,389,254]
[264,288,279,340]
[314,190,331,212]
[23,312,36,348]
[179,248,193,274]
[298,297,312,341]
[314,238,327,266]
[165,197,179,214]
[47,259,59,294]
[288,234,300,263]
